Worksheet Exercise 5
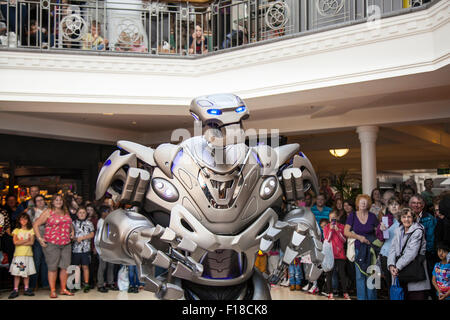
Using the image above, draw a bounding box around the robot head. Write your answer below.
[190,94,249,147]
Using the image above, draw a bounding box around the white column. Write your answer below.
[357,126,379,195]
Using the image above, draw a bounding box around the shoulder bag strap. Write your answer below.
[399,228,424,257]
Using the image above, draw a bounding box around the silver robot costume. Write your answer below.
[94,93,324,300]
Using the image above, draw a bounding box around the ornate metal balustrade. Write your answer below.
[0,0,434,56]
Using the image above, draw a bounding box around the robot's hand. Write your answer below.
[260,218,324,283]
[127,225,204,300]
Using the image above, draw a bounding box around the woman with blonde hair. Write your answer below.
[33,194,74,298]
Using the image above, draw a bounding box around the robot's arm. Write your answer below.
[260,207,324,284]
[95,208,203,300]
[259,151,323,283]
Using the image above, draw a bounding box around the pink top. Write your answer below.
[323,223,347,260]
[44,211,72,245]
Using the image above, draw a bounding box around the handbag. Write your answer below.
[346,213,356,262]
[390,277,404,300]
[396,228,426,283]
[118,265,130,291]
[322,233,334,272]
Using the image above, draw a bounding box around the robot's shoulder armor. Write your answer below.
[95,150,137,200]
[154,143,183,179]
[117,140,156,166]
[252,143,299,175]
[274,144,300,167]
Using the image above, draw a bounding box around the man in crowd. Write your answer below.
[311,194,332,229]
[409,194,437,299]
[421,178,435,212]
[17,185,40,218]
[401,186,415,208]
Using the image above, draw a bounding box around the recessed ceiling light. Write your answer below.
[132,121,137,125]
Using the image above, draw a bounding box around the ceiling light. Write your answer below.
[329,148,349,158]
[103,113,114,116]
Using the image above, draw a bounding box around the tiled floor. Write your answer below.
[0,285,348,300]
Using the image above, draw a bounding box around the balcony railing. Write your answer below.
[0,0,434,56]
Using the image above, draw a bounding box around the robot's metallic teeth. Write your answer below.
[282,246,298,265]
[176,237,197,253]
[260,238,273,253]
[291,231,306,247]
[153,251,171,269]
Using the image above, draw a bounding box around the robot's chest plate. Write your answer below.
[147,140,282,235]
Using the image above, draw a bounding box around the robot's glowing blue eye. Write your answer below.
[235,106,246,113]
[104,159,112,166]
[207,109,222,115]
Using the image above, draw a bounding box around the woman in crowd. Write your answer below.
[343,200,355,219]
[370,188,384,219]
[344,194,379,300]
[376,196,401,295]
[28,194,49,291]
[33,194,74,298]
[323,211,351,300]
[333,198,347,225]
[388,208,431,300]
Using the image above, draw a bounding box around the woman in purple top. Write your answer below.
[344,194,379,300]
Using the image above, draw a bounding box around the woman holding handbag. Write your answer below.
[388,208,431,300]
[344,194,379,300]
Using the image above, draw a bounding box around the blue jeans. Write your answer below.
[29,240,49,289]
[289,262,303,285]
[128,265,139,287]
[355,248,377,300]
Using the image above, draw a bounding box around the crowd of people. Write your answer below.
[1,177,449,301]
[0,187,151,299]
[0,0,236,54]
[254,178,450,301]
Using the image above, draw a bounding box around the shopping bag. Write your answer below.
[118,265,129,291]
[322,240,335,272]
[346,238,356,262]
[390,277,404,300]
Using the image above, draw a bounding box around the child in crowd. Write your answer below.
[288,258,303,291]
[72,206,95,293]
[86,203,99,287]
[96,205,117,292]
[319,218,329,241]
[432,242,450,301]
[82,20,108,50]
[8,213,36,299]
[323,211,351,300]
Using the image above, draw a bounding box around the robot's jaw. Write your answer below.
[204,122,245,147]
